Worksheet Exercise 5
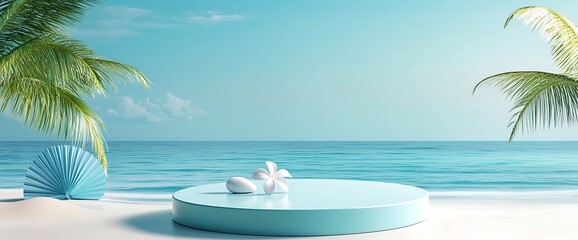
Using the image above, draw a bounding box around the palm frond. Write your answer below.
[0,34,149,168]
[0,1,11,13]
[474,71,578,140]
[0,1,148,170]
[0,76,108,169]
[0,0,101,55]
[85,59,151,92]
[506,6,578,75]
[0,35,104,95]
[0,34,150,96]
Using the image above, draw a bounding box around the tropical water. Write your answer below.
[1,141,578,202]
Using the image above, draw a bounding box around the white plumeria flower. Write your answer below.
[252,161,292,195]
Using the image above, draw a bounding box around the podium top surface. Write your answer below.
[173,179,428,210]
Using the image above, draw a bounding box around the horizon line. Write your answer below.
[1,140,577,142]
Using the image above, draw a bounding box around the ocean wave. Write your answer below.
[3,142,578,193]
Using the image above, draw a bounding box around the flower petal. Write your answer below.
[275,178,289,192]
[276,169,292,178]
[252,168,271,180]
[264,179,275,195]
[265,161,277,176]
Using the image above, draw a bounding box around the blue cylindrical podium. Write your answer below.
[173,179,428,236]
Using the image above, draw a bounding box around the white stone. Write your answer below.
[226,177,256,194]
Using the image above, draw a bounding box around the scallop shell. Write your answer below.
[23,145,106,200]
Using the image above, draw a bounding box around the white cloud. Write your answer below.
[163,92,206,120]
[69,6,246,38]
[107,93,204,123]
[102,6,151,19]
[96,6,175,29]
[186,11,245,24]
[68,28,139,37]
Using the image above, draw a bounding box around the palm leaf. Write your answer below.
[0,76,108,169]
[0,1,149,169]
[0,34,150,168]
[0,0,101,55]
[85,59,151,92]
[474,71,578,140]
[506,6,578,75]
[0,34,150,95]
[0,35,104,95]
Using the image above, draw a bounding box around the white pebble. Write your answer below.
[226,177,256,194]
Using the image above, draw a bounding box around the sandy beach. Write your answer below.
[1,189,576,240]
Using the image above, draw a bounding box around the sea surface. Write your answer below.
[1,141,578,202]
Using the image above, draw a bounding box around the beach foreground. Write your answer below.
[1,189,576,240]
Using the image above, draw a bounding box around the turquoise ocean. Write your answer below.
[1,141,577,202]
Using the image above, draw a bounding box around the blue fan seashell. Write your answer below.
[23,145,106,200]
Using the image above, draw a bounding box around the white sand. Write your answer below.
[1,189,577,240]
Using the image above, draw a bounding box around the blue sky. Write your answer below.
[3,0,578,141]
